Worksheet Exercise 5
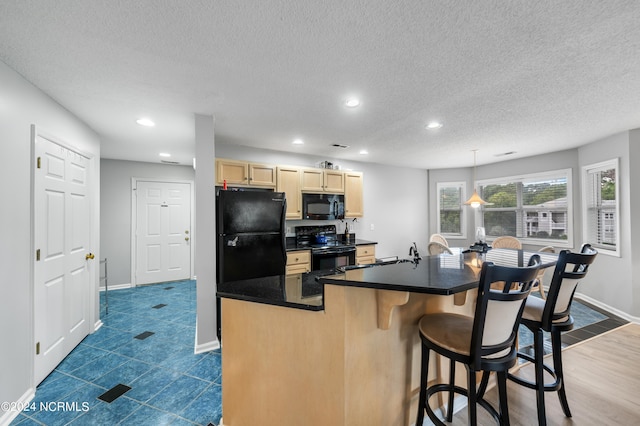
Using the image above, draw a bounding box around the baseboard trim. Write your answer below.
[195,339,220,354]
[100,283,132,291]
[574,292,640,324]
[0,387,35,426]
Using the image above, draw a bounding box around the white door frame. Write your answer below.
[30,125,98,385]
[130,177,195,286]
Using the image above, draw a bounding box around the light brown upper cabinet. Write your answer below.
[301,168,344,193]
[276,166,302,220]
[344,171,364,217]
[216,158,276,188]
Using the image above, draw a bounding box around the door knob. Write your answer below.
[185,237,190,242]
[85,253,95,260]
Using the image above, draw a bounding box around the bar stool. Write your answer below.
[491,236,522,250]
[428,241,453,255]
[415,258,541,425]
[532,246,555,299]
[508,244,597,425]
[430,233,450,247]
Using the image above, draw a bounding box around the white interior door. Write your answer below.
[34,133,92,385]
[135,181,191,285]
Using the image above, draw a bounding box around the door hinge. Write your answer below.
[37,157,41,169]
[36,342,40,355]
[36,249,40,261]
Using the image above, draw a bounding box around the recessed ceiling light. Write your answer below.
[345,98,360,108]
[292,139,304,145]
[425,121,443,130]
[359,149,369,155]
[159,152,171,157]
[136,118,155,127]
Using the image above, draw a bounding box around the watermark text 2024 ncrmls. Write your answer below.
[1,401,90,412]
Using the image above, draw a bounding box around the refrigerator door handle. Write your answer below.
[281,198,287,264]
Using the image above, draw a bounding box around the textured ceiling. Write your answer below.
[2,0,640,168]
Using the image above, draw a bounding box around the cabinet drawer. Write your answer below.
[286,264,310,275]
[286,250,311,265]
[356,245,375,258]
[357,255,376,265]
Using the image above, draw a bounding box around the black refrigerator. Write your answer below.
[216,190,287,338]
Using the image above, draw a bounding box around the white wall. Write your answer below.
[578,132,637,317]
[215,144,430,259]
[194,114,218,351]
[100,159,195,286]
[0,61,100,421]
[430,148,580,249]
[628,131,640,318]
[429,138,640,319]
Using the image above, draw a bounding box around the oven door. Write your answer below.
[312,247,356,271]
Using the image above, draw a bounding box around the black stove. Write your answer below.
[295,225,356,270]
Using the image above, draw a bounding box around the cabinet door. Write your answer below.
[344,171,364,217]
[277,166,302,219]
[249,163,277,187]
[324,170,345,193]
[216,159,248,185]
[301,168,325,192]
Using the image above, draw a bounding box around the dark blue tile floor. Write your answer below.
[517,294,628,357]
[11,280,222,426]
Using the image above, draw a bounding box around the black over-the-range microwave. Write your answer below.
[302,193,345,220]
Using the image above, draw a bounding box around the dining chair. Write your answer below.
[428,241,453,255]
[532,246,555,299]
[430,233,449,247]
[508,244,598,426]
[491,236,522,250]
[415,258,541,426]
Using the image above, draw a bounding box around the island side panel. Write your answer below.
[220,294,347,426]
[341,285,476,425]
[220,284,478,425]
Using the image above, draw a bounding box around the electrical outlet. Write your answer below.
[286,227,291,234]
[370,223,375,231]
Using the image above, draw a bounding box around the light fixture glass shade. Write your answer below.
[464,188,489,208]
[464,149,491,208]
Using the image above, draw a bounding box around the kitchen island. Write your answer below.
[216,250,557,426]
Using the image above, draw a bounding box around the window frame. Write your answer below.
[477,168,573,248]
[581,158,620,257]
[436,181,467,240]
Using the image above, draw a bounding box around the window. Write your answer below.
[478,169,572,246]
[436,182,466,238]
[582,159,619,256]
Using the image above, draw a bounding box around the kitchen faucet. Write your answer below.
[409,242,421,261]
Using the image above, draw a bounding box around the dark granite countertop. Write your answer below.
[216,249,558,312]
[217,271,329,311]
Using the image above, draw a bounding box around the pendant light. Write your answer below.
[464,149,491,208]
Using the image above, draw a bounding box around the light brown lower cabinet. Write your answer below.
[356,244,376,265]
[286,250,311,275]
